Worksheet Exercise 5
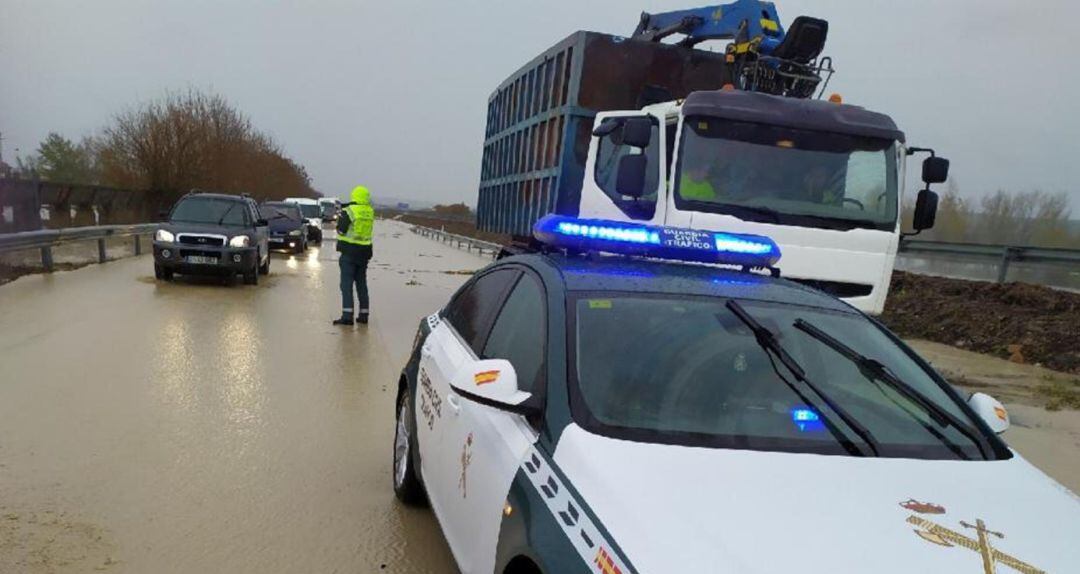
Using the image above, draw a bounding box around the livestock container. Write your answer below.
[476,31,730,236]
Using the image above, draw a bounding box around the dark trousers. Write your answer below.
[339,254,370,314]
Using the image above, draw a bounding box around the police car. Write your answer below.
[392,215,1080,574]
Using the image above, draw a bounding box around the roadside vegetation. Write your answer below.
[9,89,316,202]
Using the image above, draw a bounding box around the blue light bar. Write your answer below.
[790,406,825,433]
[533,215,781,268]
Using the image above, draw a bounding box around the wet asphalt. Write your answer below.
[0,221,483,573]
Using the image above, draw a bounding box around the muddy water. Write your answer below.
[0,221,486,573]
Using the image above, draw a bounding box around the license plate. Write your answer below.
[183,255,217,265]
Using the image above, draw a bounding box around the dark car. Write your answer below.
[153,192,270,285]
[260,202,307,254]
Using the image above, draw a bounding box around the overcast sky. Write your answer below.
[2,0,1078,210]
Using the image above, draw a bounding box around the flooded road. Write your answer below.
[0,221,483,573]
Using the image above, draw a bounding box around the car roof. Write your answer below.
[505,252,856,314]
[184,192,247,202]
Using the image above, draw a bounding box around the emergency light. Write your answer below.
[533,215,781,269]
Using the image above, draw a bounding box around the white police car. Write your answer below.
[392,215,1080,574]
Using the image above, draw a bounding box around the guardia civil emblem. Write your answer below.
[900,498,1044,574]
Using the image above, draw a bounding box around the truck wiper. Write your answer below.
[793,319,989,460]
[725,301,880,457]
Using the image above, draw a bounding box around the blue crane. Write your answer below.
[631,0,831,98]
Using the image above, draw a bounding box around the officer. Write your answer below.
[333,185,375,326]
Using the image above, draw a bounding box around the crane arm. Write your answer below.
[631,0,785,52]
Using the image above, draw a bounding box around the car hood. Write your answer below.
[160,222,247,236]
[267,218,303,233]
[553,424,1079,574]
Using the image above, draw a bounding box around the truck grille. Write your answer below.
[177,233,226,247]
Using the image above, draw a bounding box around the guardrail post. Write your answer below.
[997,247,1015,283]
[134,234,141,255]
[41,246,54,272]
[98,238,107,263]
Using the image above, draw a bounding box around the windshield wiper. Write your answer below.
[725,301,880,457]
[793,319,989,460]
[216,202,239,226]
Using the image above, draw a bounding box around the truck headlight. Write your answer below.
[155,229,175,243]
[289,229,302,236]
[229,235,250,248]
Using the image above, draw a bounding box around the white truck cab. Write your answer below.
[577,90,946,314]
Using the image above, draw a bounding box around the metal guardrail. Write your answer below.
[410,221,1079,285]
[0,223,158,271]
[409,225,502,258]
[899,239,1080,283]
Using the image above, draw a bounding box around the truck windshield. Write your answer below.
[675,116,898,231]
[295,203,320,218]
[571,294,998,460]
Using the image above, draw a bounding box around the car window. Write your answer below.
[444,269,520,354]
[170,197,249,227]
[571,294,995,460]
[482,274,545,393]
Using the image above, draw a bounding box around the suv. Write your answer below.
[153,192,270,284]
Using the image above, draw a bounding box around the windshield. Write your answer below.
[260,203,301,220]
[675,116,898,230]
[571,294,998,459]
[295,203,320,218]
[170,197,248,227]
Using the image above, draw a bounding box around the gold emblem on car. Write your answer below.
[902,500,1044,574]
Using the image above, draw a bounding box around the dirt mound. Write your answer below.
[881,272,1080,374]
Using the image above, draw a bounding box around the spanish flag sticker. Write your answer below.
[474,370,500,386]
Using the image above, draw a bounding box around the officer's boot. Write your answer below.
[333,310,354,326]
[357,309,369,324]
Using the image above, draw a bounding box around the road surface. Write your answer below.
[0,221,482,573]
[1,220,1077,573]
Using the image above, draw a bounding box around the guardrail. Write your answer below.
[409,225,502,258]
[0,223,158,271]
[898,239,1080,283]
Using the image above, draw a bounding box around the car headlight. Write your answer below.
[229,235,250,248]
[155,229,175,243]
[289,229,302,236]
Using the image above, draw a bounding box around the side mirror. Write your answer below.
[449,359,536,415]
[158,209,170,222]
[912,189,938,231]
[621,117,653,148]
[922,156,950,184]
[592,118,620,138]
[615,154,648,198]
[968,392,1010,434]
[255,218,269,227]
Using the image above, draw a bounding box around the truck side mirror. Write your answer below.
[912,188,938,231]
[922,156,949,184]
[592,118,620,138]
[621,117,653,148]
[616,154,648,198]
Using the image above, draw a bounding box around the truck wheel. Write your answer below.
[259,251,270,275]
[393,389,426,506]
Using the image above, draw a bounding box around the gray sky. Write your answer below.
[2,0,1078,210]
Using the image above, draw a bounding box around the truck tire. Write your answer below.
[392,389,426,506]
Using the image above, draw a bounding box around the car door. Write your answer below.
[450,271,546,574]
[249,200,269,258]
[416,268,520,566]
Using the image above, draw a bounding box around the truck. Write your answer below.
[475,0,948,314]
